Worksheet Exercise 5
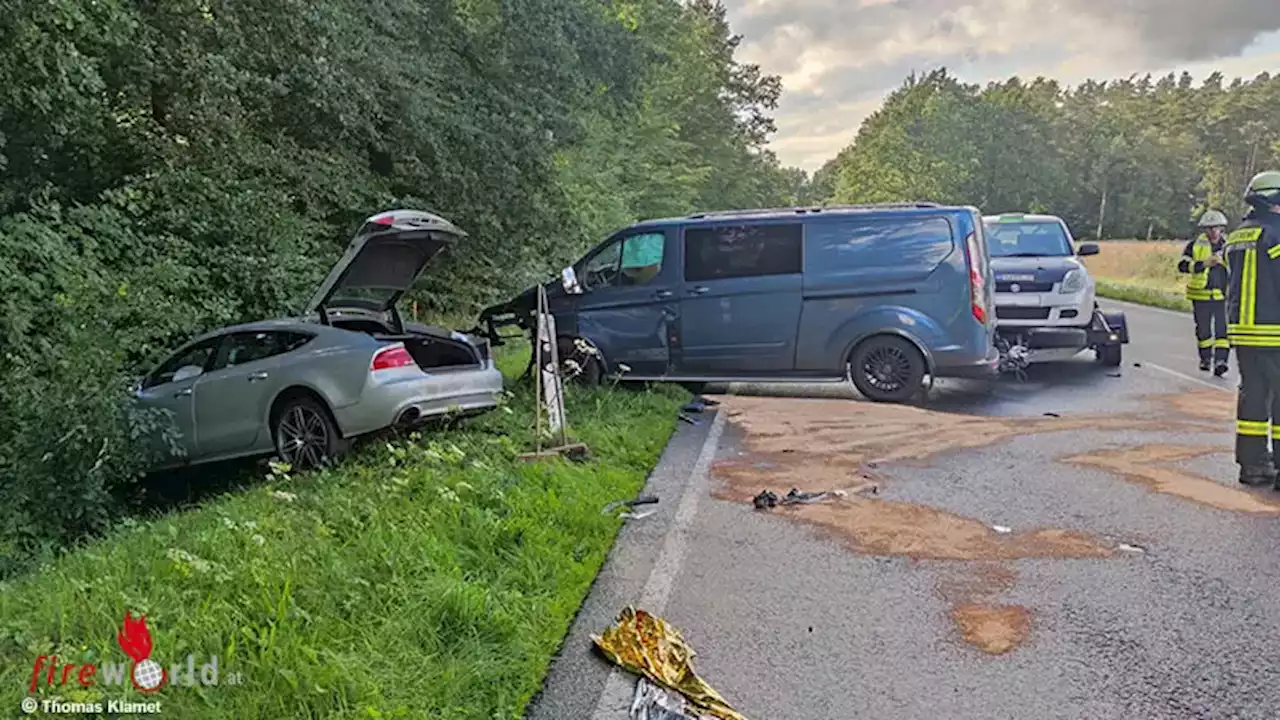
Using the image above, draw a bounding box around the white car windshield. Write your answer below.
[984,221,1073,258]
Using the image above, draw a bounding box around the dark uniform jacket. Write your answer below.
[1178,234,1228,300]
[1225,209,1280,347]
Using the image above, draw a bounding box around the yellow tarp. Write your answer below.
[591,606,748,720]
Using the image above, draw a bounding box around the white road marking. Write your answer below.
[1143,362,1235,393]
[589,410,728,720]
[1098,296,1190,318]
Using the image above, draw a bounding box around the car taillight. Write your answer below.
[964,231,988,324]
[371,343,415,372]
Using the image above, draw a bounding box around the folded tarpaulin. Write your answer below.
[592,606,748,720]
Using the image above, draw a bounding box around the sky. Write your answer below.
[725,0,1280,172]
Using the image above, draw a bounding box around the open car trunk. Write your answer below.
[331,315,488,371]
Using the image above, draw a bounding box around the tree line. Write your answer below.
[806,68,1280,240]
[0,0,800,571]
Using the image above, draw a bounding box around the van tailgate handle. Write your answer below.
[688,286,709,295]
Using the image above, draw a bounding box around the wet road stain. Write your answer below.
[757,497,1113,560]
[950,604,1032,655]
[709,395,1215,658]
[1064,444,1280,514]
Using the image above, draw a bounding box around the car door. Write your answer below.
[573,229,678,378]
[675,221,804,375]
[133,336,222,466]
[193,330,313,458]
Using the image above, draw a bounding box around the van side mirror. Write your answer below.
[1077,243,1100,257]
[561,266,584,295]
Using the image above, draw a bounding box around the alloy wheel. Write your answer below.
[276,404,330,469]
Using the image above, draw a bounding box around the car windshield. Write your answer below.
[984,220,1072,258]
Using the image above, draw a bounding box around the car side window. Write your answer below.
[684,223,802,282]
[214,331,312,371]
[143,337,220,389]
[582,232,667,290]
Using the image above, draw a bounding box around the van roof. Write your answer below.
[629,202,976,230]
[983,212,1064,224]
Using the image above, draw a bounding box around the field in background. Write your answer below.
[1083,240,1191,312]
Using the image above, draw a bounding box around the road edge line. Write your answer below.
[588,409,727,720]
[1144,362,1234,393]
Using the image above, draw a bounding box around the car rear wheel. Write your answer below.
[272,396,342,470]
[848,335,927,403]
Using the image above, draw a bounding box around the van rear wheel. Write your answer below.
[848,336,927,403]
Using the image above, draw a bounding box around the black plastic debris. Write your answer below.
[1107,372,1122,378]
[1043,412,1061,418]
[678,412,700,425]
[1133,362,1143,368]
[752,490,779,509]
[681,401,705,413]
[602,495,660,516]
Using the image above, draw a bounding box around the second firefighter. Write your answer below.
[1178,210,1231,375]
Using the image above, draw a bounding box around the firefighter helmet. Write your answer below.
[1245,171,1280,209]
[1198,210,1228,228]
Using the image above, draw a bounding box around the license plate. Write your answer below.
[998,294,1042,307]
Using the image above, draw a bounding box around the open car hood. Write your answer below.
[304,209,467,316]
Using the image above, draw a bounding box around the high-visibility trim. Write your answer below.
[1237,419,1270,437]
[1187,289,1213,300]
[1270,426,1280,440]
[1227,324,1280,335]
[1242,249,1258,326]
[1198,338,1215,349]
[1228,336,1280,347]
[1214,339,1230,349]
[1228,227,1264,245]
[1267,243,1280,260]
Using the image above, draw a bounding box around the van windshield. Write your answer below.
[984,220,1072,258]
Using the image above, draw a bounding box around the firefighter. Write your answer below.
[1225,171,1280,487]
[1178,210,1231,375]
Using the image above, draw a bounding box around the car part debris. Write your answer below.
[631,678,707,720]
[753,488,839,509]
[678,412,700,425]
[1107,372,1122,378]
[620,510,657,521]
[991,525,1013,534]
[593,607,748,720]
[752,490,779,509]
[1043,412,1061,418]
[996,336,1031,381]
[1117,543,1146,553]
[603,495,660,516]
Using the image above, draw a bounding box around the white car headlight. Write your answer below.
[1060,269,1086,294]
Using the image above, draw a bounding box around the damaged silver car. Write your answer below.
[132,210,504,471]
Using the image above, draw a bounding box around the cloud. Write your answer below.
[726,0,1280,170]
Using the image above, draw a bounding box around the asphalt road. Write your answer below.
[527,299,1280,720]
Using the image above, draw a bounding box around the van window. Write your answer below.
[582,231,666,290]
[684,223,802,282]
[806,217,953,272]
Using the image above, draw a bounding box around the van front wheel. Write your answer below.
[848,336,927,403]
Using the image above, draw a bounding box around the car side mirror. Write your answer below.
[1077,243,1100,257]
[561,266,584,295]
[172,365,204,383]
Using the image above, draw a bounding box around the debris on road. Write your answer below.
[619,510,657,521]
[631,678,706,720]
[678,412,701,425]
[1117,543,1146,554]
[593,607,749,720]
[991,525,1013,534]
[1042,412,1061,418]
[752,487,841,510]
[602,495,660,516]
[1107,372,1122,378]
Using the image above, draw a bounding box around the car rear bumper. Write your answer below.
[335,364,505,437]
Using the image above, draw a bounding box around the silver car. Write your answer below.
[132,209,505,471]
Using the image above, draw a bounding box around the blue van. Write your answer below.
[477,203,999,402]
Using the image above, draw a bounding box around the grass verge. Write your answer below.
[1095,278,1191,313]
[0,344,686,719]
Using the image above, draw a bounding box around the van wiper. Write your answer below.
[1000,252,1053,258]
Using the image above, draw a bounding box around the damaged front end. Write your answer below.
[472,266,583,346]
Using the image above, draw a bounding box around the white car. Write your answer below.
[983,213,1128,370]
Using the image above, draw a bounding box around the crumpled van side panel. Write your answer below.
[793,211,975,373]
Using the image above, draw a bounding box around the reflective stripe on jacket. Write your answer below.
[1179,234,1226,301]
[1226,212,1280,347]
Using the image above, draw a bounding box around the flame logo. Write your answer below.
[117,612,167,693]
